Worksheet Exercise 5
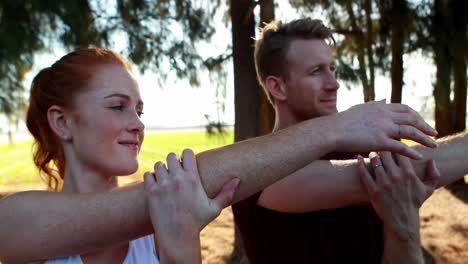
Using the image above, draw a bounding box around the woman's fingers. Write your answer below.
[181,148,197,172]
[357,155,378,195]
[166,152,182,175]
[155,161,169,183]
[369,152,389,188]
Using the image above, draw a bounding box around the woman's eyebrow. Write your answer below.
[104,93,130,100]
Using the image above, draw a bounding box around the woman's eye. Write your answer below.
[110,105,124,111]
[137,111,144,118]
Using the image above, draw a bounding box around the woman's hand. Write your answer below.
[144,148,239,263]
[357,152,439,264]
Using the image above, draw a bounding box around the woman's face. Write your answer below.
[67,64,145,177]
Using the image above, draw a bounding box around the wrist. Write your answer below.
[309,115,339,154]
[158,230,201,263]
[384,225,421,245]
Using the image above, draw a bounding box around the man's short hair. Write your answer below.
[254,18,334,104]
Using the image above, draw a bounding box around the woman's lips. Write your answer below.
[119,140,139,151]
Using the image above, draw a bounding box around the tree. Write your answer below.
[230,0,259,143]
[290,0,375,102]
[431,0,467,137]
[229,1,258,262]
[258,0,276,136]
[0,0,107,143]
[389,0,409,104]
[450,0,467,133]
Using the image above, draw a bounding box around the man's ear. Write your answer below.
[47,105,72,142]
[265,76,287,102]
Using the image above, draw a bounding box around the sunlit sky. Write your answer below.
[1,2,445,139]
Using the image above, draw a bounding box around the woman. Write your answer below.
[27,48,236,263]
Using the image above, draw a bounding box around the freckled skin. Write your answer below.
[67,65,145,179]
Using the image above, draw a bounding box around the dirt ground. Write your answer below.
[200,184,468,264]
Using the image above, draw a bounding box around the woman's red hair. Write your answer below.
[26,48,132,191]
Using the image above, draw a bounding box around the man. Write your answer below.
[231,18,461,263]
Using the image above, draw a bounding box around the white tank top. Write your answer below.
[44,235,159,264]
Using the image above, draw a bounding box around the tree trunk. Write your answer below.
[230,1,258,263]
[453,56,467,133]
[390,0,406,104]
[364,0,375,102]
[258,0,275,135]
[433,0,453,138]
[345,2,371,102]
[451,0,467,133]
[231,0,260,143]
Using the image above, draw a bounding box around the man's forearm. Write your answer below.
[329,133,468,206]
[260,132,468,213]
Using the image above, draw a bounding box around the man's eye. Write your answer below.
[309,69,320,75]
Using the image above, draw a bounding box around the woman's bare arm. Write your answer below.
[0,101,438,262]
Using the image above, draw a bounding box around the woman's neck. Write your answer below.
[61,162,118,194]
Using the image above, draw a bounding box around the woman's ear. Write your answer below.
[47,105,72,142]
[265,76,287,102]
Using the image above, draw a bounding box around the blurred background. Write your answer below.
[0,0,466,263]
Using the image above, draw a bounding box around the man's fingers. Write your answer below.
[357,155,377,194]
[211,178,240,211]
[381,139,423,160]
[389,104,438,137]
[181,148,197,172]
[398,125,437,148]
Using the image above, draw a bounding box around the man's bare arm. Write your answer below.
[0,101,437,262]
[259,132,468,212]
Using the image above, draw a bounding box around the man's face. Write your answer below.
[283,39,339,120]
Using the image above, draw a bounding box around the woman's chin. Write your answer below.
[113,163,139,176]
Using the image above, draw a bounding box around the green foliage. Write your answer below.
[0,130,234,190]
[0,0,108,119]
[0,0,230,120]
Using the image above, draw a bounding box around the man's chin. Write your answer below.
[320,108,338,117]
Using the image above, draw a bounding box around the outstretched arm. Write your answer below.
[0,101,437,262]
[258,132,467,212]
[357,152,439,264]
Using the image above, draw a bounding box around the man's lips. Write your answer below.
[320,98,337,104]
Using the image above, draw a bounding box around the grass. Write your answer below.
[0,130,234,191]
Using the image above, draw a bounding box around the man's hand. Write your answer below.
[357,152,440,264]
[144,149,239,263]
[336,100,438,159]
